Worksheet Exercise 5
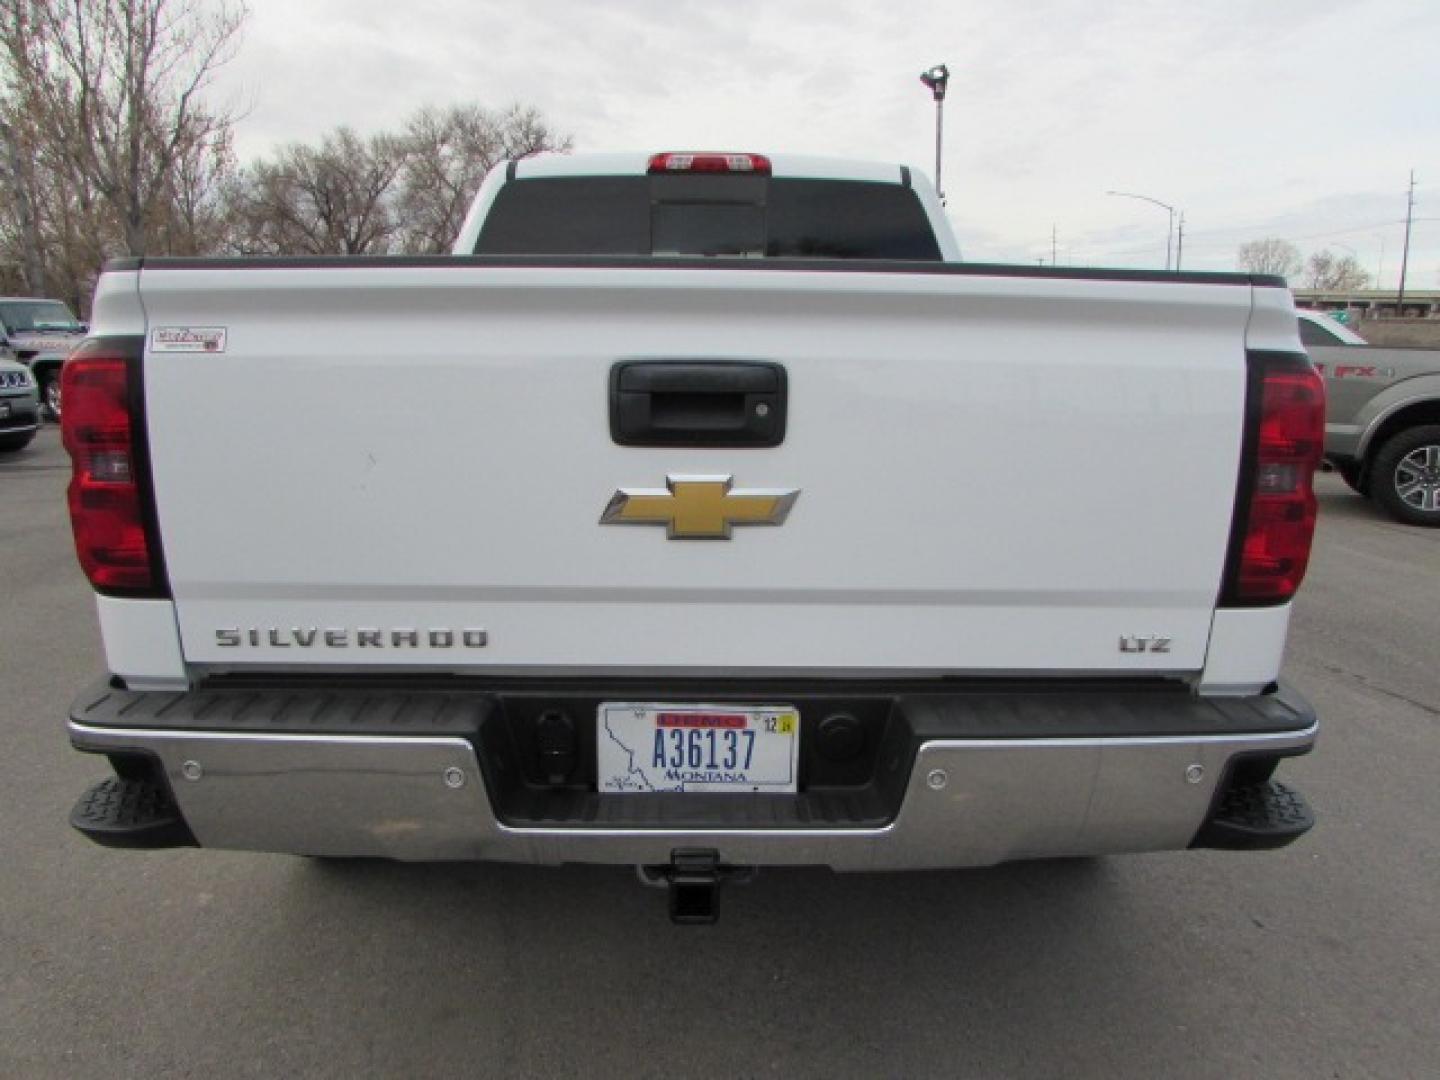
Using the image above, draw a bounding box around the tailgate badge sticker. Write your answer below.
[151,326,227,353]
[601,475,799,540]
[1119,635,1172,654]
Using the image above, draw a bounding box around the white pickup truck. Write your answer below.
[64,152,1322,921]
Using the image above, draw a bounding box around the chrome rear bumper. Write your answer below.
[69,718,1316,870]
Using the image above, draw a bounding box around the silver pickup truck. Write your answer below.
[1300,310,1440,526]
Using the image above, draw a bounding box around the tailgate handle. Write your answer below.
[610,360,787,447]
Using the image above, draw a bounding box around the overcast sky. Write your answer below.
[211,0,1437,282]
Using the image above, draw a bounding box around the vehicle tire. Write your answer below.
[1334,461,1366,495]
[1370,425,1440,527]
[40,371,61,422]
[0,430,35,452]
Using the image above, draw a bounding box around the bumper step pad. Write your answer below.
[1192,780,1314,851]
[70,777,196,850]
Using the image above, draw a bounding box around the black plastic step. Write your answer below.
[1192,780,1314,851]
[70,777,196,850]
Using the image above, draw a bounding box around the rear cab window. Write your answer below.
[1298,317,1346,347]
[475,175,943,260]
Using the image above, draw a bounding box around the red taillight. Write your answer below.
[61,339,161,593]
[1223,355,1325,605]
[647,152,772,175]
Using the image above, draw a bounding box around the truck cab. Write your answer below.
[453,151,962,260]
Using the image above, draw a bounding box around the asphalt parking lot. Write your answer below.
[2,425,1437,1079]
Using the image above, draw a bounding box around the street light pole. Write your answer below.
[935,98,943,201]
[1397,169,1416,311]
[1106,190,1177,271]
[919,64,950,202]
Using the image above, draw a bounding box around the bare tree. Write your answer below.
[396,104,571,254]
[0,0,246,256]
[157,121,235,255]
[1237,238,1302,278]
[0,112,45,293]
[224,104,570,256]
[0,0,566,295]
[0,96,122,310]
[225,128,409,255]
[1303,250,1370,291]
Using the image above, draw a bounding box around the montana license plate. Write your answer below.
[597,703,800,793]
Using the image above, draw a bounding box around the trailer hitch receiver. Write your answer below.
[638,848,756,925]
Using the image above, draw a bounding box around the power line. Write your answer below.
[983,191,1440,266]
[1013,203,1439,267]
[1172,186,1440,241]
[1257,219,1414,245]
[1086,214,1436,259]
[1152,218,1406,249]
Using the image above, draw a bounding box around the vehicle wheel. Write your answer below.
[40,372,61,422]
[0,431,35,452]
[1371,425,1440,527]
[1334,461,1366,495]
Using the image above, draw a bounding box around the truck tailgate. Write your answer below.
[135,263,1253,674]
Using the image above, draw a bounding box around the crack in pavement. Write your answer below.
[1320,662,1440,718]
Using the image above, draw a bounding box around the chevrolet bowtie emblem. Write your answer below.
[600,475,800,540]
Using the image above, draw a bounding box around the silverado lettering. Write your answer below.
[215,628,487,648]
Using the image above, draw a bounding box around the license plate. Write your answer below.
[597,703,800,793]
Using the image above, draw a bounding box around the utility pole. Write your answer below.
[1397,170,1415,311]
[0,118,45,297]
[1051,224,1058,267]
[919,65,950,202]
[1175,212,1185,271]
